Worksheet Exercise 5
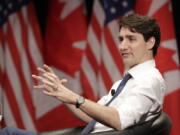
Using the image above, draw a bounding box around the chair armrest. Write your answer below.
[40,112,172,135]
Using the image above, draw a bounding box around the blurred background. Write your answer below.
[0,0,180,135]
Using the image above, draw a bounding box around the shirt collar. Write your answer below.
[126,60,156,78]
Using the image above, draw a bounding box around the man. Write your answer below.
[32,13,166,134]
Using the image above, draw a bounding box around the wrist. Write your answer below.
[75,96,85,108]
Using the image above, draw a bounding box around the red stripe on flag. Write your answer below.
[100,63,113,90]
[81,71,97,101]
[104,27,124,74]
[2,74,25,128]
[27,4,43,51]
[91,15,102,41]
[17,11,38,78]
[85,44,99,75]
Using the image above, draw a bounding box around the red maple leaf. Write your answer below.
[44,1,87,77]
[155,45,179,75]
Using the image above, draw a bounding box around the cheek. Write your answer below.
[132,44,146,55]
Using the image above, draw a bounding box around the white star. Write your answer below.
[113,0,118,2]
[8,3,13,9]
[122,0,128,8]
[4,10,7,16]
[169,2,172,12]
[0,5,2,11]
[104,2,108,9]
[110,7,116,14]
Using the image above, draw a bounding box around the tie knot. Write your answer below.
[124,73,132,80]
[120,73,132,86]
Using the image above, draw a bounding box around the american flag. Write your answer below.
[0,0,43,131]
[135,0,180,135]
[81,0,134,100]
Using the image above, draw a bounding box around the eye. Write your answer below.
[118,37,123,42]
[128,37,136,42]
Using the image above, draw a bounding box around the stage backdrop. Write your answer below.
[0,1,180,135]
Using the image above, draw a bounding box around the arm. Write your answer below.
[64,103,92,123]
[32,65,91,123]
[32,65,121,130]
[78,99,121,130]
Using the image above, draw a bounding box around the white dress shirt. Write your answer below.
[92,60,166,133]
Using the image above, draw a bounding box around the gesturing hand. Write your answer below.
[32,65,79,104]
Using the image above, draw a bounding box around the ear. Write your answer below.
[147,37,155,50]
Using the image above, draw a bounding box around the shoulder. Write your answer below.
[129,68,166,102]
[134,67,165,86]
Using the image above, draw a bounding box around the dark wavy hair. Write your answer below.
[119,13,161,56]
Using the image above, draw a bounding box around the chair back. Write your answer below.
[128,112,172,135]
[150,112,172,135]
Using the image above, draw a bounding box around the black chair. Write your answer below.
[40,112,172,135]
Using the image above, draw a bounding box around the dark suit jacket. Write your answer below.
[0,127,39,135]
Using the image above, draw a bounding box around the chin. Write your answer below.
[123,59,135,69]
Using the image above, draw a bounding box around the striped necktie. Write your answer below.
[81,74,132,135]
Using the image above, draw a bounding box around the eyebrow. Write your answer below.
[119,34,136,39]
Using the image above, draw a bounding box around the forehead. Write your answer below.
[119,27,140,37]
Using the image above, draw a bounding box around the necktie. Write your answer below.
[81,74,132,135]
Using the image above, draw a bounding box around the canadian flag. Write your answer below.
[135,0,180,135]
[35,0,88,131]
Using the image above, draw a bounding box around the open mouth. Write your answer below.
[121,52,130,57]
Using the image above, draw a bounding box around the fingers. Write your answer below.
[32,81,57,98]
[32,75,44,81]
[37,65,59,81]
[37,67,46,74]
[44,72,59,80]
[33,65,68,93]
[43,64,54,73]
[43,91,57,97]
[33,84,44,89]
[43,73,55,83]
[32,74,54,88]
[37,65,54,74]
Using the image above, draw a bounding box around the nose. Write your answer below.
[118,40,128,51]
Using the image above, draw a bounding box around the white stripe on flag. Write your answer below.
[22,6,44,67]
[82,56,98,97]
[94,0,105,28]
[2,91,17,127]
[101,35,122,82]
[98,73,108,97]
[88,26,101,64]
[5,45,36,131]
